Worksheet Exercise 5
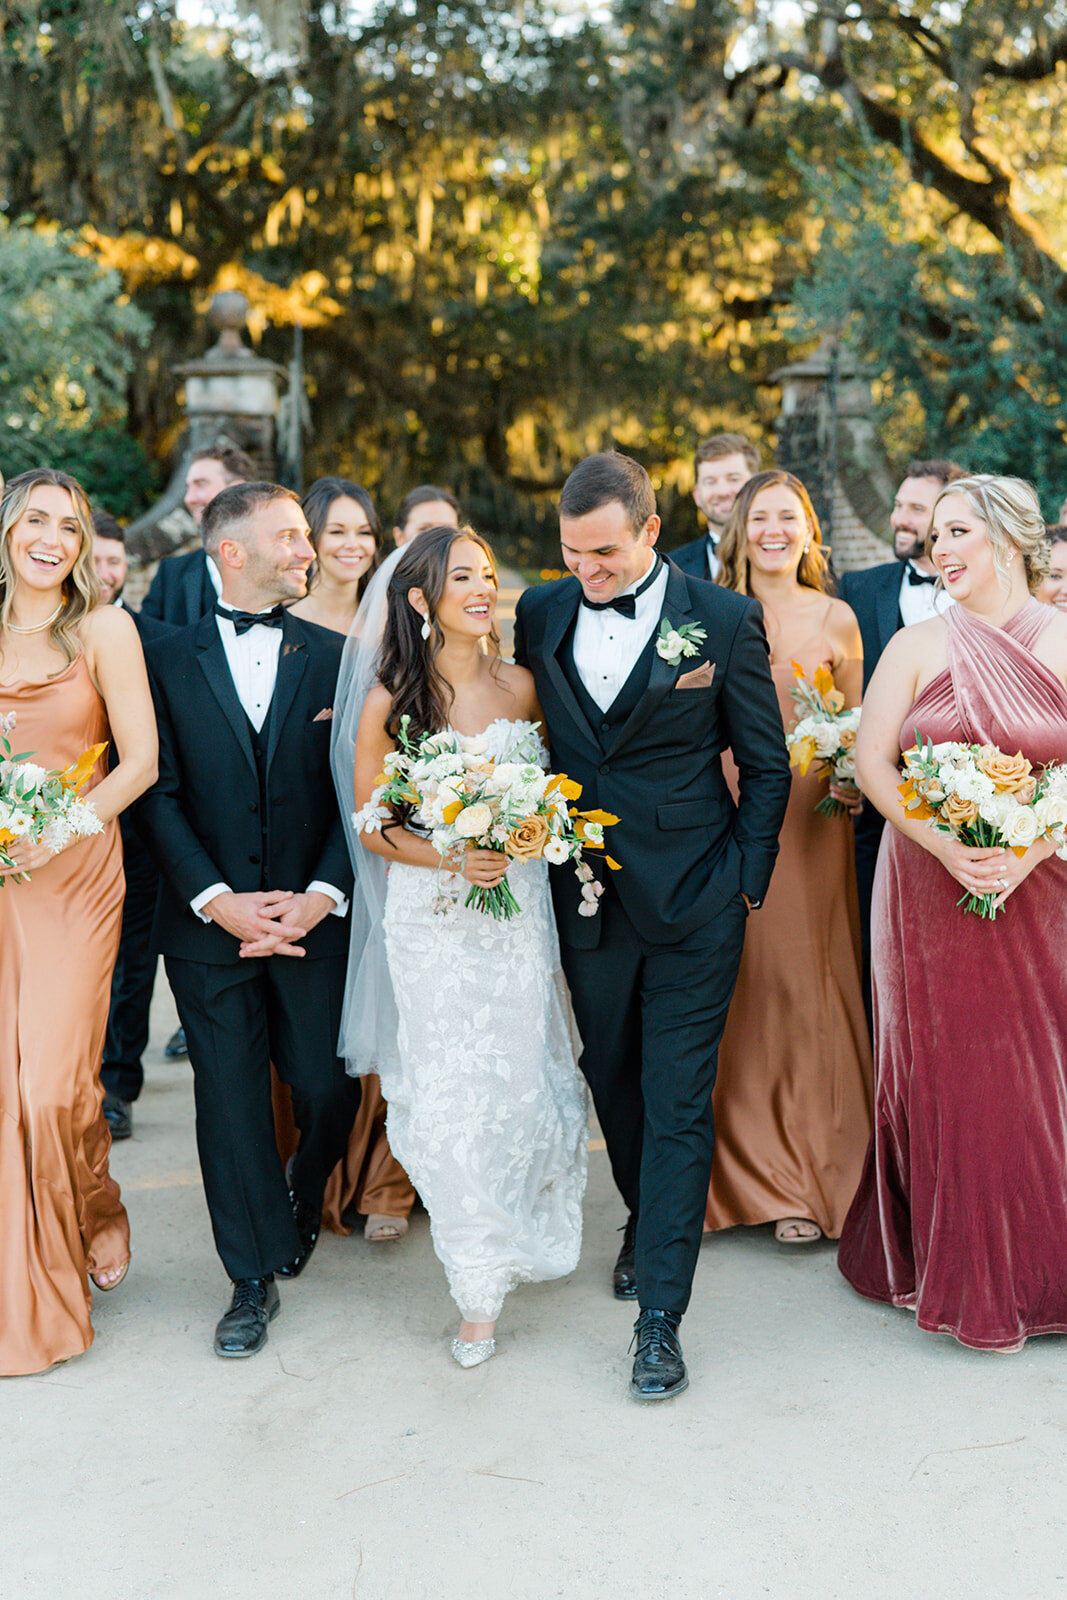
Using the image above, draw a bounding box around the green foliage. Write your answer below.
[0,221,154,513]
[792,156,1067,514]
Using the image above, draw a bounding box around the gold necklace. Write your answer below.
[7,601,65,635]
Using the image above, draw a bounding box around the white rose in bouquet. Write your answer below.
[1034,792,1067,833]
[454,801,494,838]
[811,721,841,758]
[1001,805,1041,849]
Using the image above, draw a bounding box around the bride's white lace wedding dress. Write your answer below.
[379,718,588,1321]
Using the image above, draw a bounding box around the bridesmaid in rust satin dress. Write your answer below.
[840,475,1067,1351]
[703,471,873,1243]
[0,470,157,1376]
[278,479,415,1241]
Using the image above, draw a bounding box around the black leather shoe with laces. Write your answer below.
[275,1193,321,1279]
[613,1213,638,1300]
[213,1276,280,1358]
[629,1308,688,1400]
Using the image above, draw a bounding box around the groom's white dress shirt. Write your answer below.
[190,601,347,921]
[571,557,669,713]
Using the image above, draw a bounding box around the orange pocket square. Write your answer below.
[312,707,334,722]
[675,661,715,690]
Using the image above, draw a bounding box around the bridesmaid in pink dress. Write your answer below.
[839,475,1067,1352]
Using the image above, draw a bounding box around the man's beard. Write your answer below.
[894,531,923,563]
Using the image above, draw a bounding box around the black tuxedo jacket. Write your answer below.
[514,560,791,949]
[670,536,716,582]
[838,562,902,691]
[137,611,351,964]
[140,548,216,627]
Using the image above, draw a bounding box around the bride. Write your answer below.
[335,525,587,1367]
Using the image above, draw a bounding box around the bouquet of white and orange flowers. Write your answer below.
[354,715,619,920]
[898,736,1067,918]
[786,661,862,817]
[0,712,107,884]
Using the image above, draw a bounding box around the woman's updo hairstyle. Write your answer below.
[377,524,499,742]
[930,475,1049,594]
[716,469,831,596]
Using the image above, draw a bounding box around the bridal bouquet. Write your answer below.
[354,715,619,921]
[898,736,1067,918]
[786,662,862,817]
[0,712,107,884]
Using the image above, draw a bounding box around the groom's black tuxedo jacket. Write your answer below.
[514,560,791,950]
[137,610,351,965]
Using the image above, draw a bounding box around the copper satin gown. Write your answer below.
[704,617,873,1237]
[0,655,129,1376]
[271,1068,414,1235]
[839,599,1067,1350]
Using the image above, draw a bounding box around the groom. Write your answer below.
[514,451,790,1401]
[138,482,361,1358]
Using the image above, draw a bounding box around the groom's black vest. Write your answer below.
[558,618,659,745]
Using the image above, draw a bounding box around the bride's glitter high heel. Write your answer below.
[450,1337,496,1368]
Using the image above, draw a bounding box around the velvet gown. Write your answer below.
[839,598,1067,1350]
[704,621,873,1237]
[0,656,129,1376]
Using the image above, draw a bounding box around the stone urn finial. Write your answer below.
[206,291,251,358]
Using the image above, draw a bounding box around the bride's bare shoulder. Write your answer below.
[360,682,394,727]
[492,658,538,716]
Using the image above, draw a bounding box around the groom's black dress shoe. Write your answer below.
[275,1192,321,1279]
[213,1276,280,1358]
[613,1214,638,1300]
[630,1308,688,1400]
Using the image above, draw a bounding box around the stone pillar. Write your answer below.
[771,337,898,572]
[125,292,287,574]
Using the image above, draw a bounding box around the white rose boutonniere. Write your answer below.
[655,618,708,666]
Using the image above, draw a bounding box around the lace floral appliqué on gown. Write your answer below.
[380,718,587,1321]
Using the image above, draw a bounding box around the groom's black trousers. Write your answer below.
[165,953,361,1283]
[561,885,747,1316]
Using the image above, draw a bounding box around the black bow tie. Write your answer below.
[907,567,938,588]
[581,559,661,618]
[217,604,285,635]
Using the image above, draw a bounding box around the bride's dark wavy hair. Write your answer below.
[378,524,501,742]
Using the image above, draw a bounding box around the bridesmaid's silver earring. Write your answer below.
[421,617,432,641]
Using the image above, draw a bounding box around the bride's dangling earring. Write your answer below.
[421,616,432,641]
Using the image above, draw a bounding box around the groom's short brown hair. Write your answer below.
[559,452,656,533]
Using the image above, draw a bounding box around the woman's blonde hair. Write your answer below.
[716,470,831,596]
[0,469,99,672]
[929,474,1049,595]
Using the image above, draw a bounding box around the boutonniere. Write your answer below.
[655,619,708,666]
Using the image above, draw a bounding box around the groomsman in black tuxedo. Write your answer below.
[838,457,965,1013]
[92,512,173,1141]
[515,452,791,1400]
[138,483,361,1358]
[142,444,255,1063]
[671,433,761,582]
[140,444,255,627]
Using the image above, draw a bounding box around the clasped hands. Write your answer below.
[204,888,335,958]
[935,836,1049,910]
[0,835,63,878]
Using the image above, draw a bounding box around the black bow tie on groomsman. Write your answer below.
[216,603,286,635]
[580,558,662,618]
[907,566,939,588]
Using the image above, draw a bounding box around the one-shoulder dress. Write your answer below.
[0,656,129,1376]
[838,599,1067,1350]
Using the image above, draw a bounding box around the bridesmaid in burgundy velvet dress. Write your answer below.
[839,475,1067,1352]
